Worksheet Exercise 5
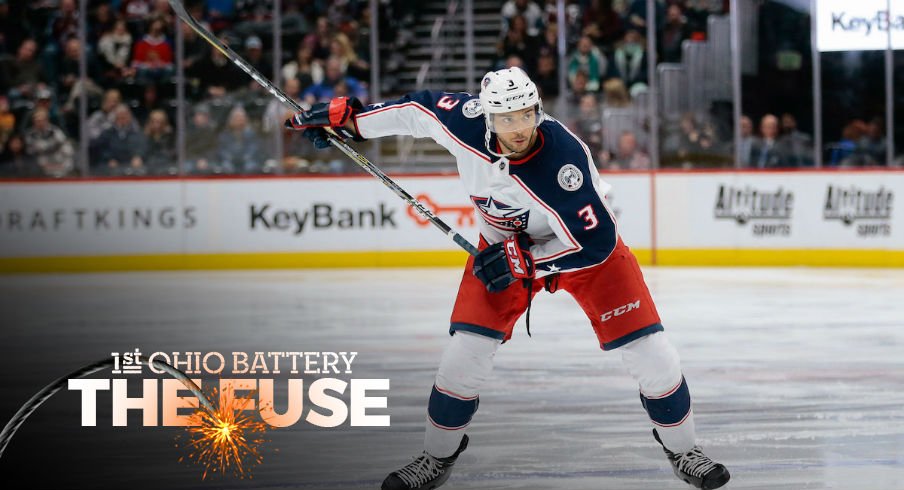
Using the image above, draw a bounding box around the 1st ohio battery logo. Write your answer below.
[823,185,893,237]
[250,202,397,235]
[714,185,793,236]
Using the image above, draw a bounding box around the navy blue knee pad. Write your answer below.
[640,376,691,426]
[428,384,479,430]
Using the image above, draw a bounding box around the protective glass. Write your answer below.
[487,106,542,133]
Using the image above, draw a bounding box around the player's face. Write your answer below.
[493,107,539,155]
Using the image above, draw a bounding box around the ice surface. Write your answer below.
[0,267,902,489]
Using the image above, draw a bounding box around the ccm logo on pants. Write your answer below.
[601,300,641,322]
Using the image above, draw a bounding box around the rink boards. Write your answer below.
[1,170,903,271]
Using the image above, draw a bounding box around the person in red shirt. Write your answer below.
[131,17,173,83]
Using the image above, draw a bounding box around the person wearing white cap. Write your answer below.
[243,35,272,80]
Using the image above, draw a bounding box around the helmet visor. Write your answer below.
[487,106,542,133]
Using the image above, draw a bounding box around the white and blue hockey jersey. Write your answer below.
[353,90,619,277]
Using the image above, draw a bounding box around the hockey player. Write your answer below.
[286,67,731,490]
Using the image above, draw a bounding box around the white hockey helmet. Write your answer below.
[478,67,544,135]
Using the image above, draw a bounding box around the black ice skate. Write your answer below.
[653,429,730,489]
[381,435,469,490]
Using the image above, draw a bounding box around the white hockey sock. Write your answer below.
[621,331,696,452]
[424,331,500,458]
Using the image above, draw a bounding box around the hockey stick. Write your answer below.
[167,0,479,256]
[0,355,215,459]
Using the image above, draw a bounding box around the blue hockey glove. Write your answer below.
[303,128,331,149]
[472,234,535,293]
[285,97,365,148]
[285,96,363,130]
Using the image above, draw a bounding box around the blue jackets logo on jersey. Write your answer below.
[462,99,483,118]
[558,164,584,191]
[471,196,530,231]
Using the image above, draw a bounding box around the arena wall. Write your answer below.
[1,170,901,272]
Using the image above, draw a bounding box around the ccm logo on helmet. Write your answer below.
[600,300,641,322]
[505,240,526,275]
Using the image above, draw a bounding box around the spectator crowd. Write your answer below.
[0,0,896,177]
[493,0,730,170]
[0,0,398,177]
[493,0,894,170]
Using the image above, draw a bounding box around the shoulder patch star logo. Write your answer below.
[547,264,561,272]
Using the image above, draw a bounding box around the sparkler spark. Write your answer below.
[178,386,270,480]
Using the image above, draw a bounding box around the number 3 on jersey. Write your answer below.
[577,204,598,230]
[436,95,460,111]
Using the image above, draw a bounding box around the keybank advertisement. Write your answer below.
[655,172,899,249]
[816,0,904,52]
[0,175,650,258]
